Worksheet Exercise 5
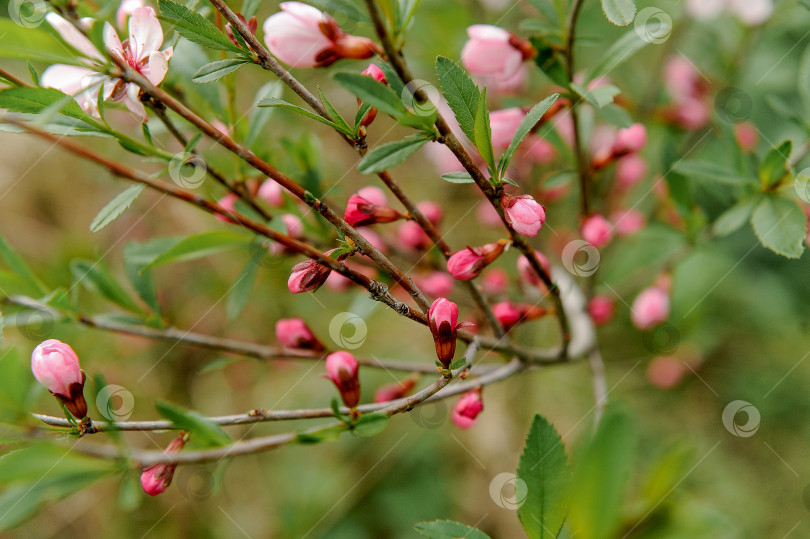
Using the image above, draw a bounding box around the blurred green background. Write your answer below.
[2,0,810,537]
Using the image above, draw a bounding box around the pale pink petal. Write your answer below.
[122,83,146,121]
[262,9,332,67]
[466,24,511,41]
[117,0,145,29]
[142,49,172,85]
[46,13,104,62]
[103,21,124,61]
[129,6,163,61]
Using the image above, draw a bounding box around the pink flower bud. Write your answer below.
[581,214,613,248]
[428,298,460,368]
[615,154,648,191]
[140,435,185,496]
[734,122,759,152]
[492,301,547,331]
[482,268,509,296]
[262,2,379,67]
[373,377,417,403]
[357,186,387,206]
[398,221,431,250]
[489,108,525,149]
[611,209,646,237]
[344,192,405,227]
[646,356,687,389]
[451,390,483,429]
[461,25,533,83]
[325,351,360,408]
[288,256,333,293]
[664,56,704,100]
[215,193,239,224]
[517,251,551,287]
[275,318,324,351]
[669,98,710,131]
[414,272,455,298]
[447,240,507,281]
[258,180,284,207]
[631,286,670,330]
[588,295,615,326]
[225,14,258,49]
[359,64,387,127]
[31,339,87,419]
[611,123,647,156]
[502,194,546,237]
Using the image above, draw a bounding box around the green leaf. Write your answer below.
[474,88,495,170]
[333,72,408,120]
[798,43,810,113]
[435,56,480,142]
[672,161,752,185]
[527,0,561,26]
[155,400,232,447]
[357,134,432,173]
[441,172,475,183]
[601,0,637,26]
[90,185,145,233]
[257,96,345,133]
[0,19,80,65]
[296,424,347,444]
[596,103,633,128]
[750,196,807,259]
[571,83,620,108]
[759,140,792,188]
[517,414,570,539]
[192,58,251,84]
[225,258,258,321]
[588,23,658,80]
[143,231,250,270]
[0,87,96,126]
[379,62,407,101]
[414,520,492,539]
[500,94,559,172]
[352,413,390,437]
[157,0,244,53]
[0,235,47,295]
[713,197,759,237]
[568,406,635,539]
[0,349,32,422]
[246,82,284,147]
[70,259,145,315]
[123,237,181,316]
[318,87,353,135]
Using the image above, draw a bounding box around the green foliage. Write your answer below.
[157,0,244,54]
[440,172,475,183]
[155,400,232,447]
[758,141,792,188]
[414,520,491,538]
[225,258,258,321]
[358,134,433,173]
[0,19,80,65]
[142,231,251,270]
[258,96,354,136]
[70,259,146,316]
[587,21,665,80]
[435,56,480,142]
[89,185,145,233]
[193,58,252,84]
[750,196,807,259]
[473,88,496,172]
[333,72,435,131]
[499,94,559,173]
[601,0,637,26]
[351,413,390,437]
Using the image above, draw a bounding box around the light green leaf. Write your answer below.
[155,400,232,447]
[517,414,570,539]
[246,82,283,147]
[672,161,752,185]
[500,94,559,172]
[0,87,96,126]
[358,134,432,173]
[258,96,345,132]
[318,87,353,135]
[441,171,475,183]
[0,19,81,65]
[571,83,621,108]
[474,88,495,171]
[436,56,480,142]
[352,413,390,437]
[0,235,47,295]
[601,0,637,26]
[225,258,258,321]
[90,185,145,233]
[750,196,807,259]
[713,198,759,237]
[192,58,251,84]
[414,520,492,539]
[759,140,792,188]
[70,259,145,315]
[157,0,244,53]
[596,103,633,128]
[333,72,408,120]
[143,231,250,270]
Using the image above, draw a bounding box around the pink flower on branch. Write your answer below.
[325,351,361,408]
[275,318,325,351]
[447,240,508,281]
[501,194,546,237]
[31,339,87,419]
[140,435,186,496]
[451,390,483,429]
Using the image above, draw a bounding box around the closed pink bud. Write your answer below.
[31,339,87,419]
[358,64,386,127]
[215,192,239,223]
[447,240,507,281]
[275,318,324,351]
[482,268,509,296]
[581,214,613,248]
[646,356,687,389]
[612,123,647,156]
[325,351,360,408]
[611,209,646,237]
[492,301,547,331]
[451,390,483,429]
[502,194,546,237]
[262,2,378,68]
[490,108,525,149]
[344,193,405,227]
[615,155,648,191]
[398,221,431,250]
[373,377,417,403]
[140,435,185,496]
[631,287,670,330]
[258,180,284,207]
[664,56,703,100]
[415,272,455,298]
[357,186,387,206]
[225,14,257,49]
[461,25,532,82]
[288,258,332,293]
[734,122,759,152]
[428,298,460,368]
[670,98,710,131]
[517,252,551,287]
[588,295,616,326]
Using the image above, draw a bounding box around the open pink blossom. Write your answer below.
[461,25,533,86]
[117,0,145,29]
[451,391,484,429]
[262,2,378,68]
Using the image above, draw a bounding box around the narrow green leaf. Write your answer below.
[750,196,807,259]
[713,198,759,237]
[0,235,47,295]
[435,56,480,142]
[225,258,258,321]
[246,82,283,147]
[379,62,407,101]
[192,58,251,84]
[257,96,343,131]
[90,185,145,233]
[333,72,408,120]
[155,400,232,447]
[143,231,250,270]
[474,87,495,170]
[414,520,492,539]
[571,83,620,108]
[601,0,637,26]
[672,161,752,185]
[500,94,558,172]
[517,414,570,539]
[596,103,633,128]
[0,19,80,65]
[318,87,353,135]
[759,140,792,188]
[157,0,244,53]
[0,87,96,125]
[441,171,475,183]
[352,413,390,437]
[588,23,658,80]
[357,134,431,173]
[70,259,145,315]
